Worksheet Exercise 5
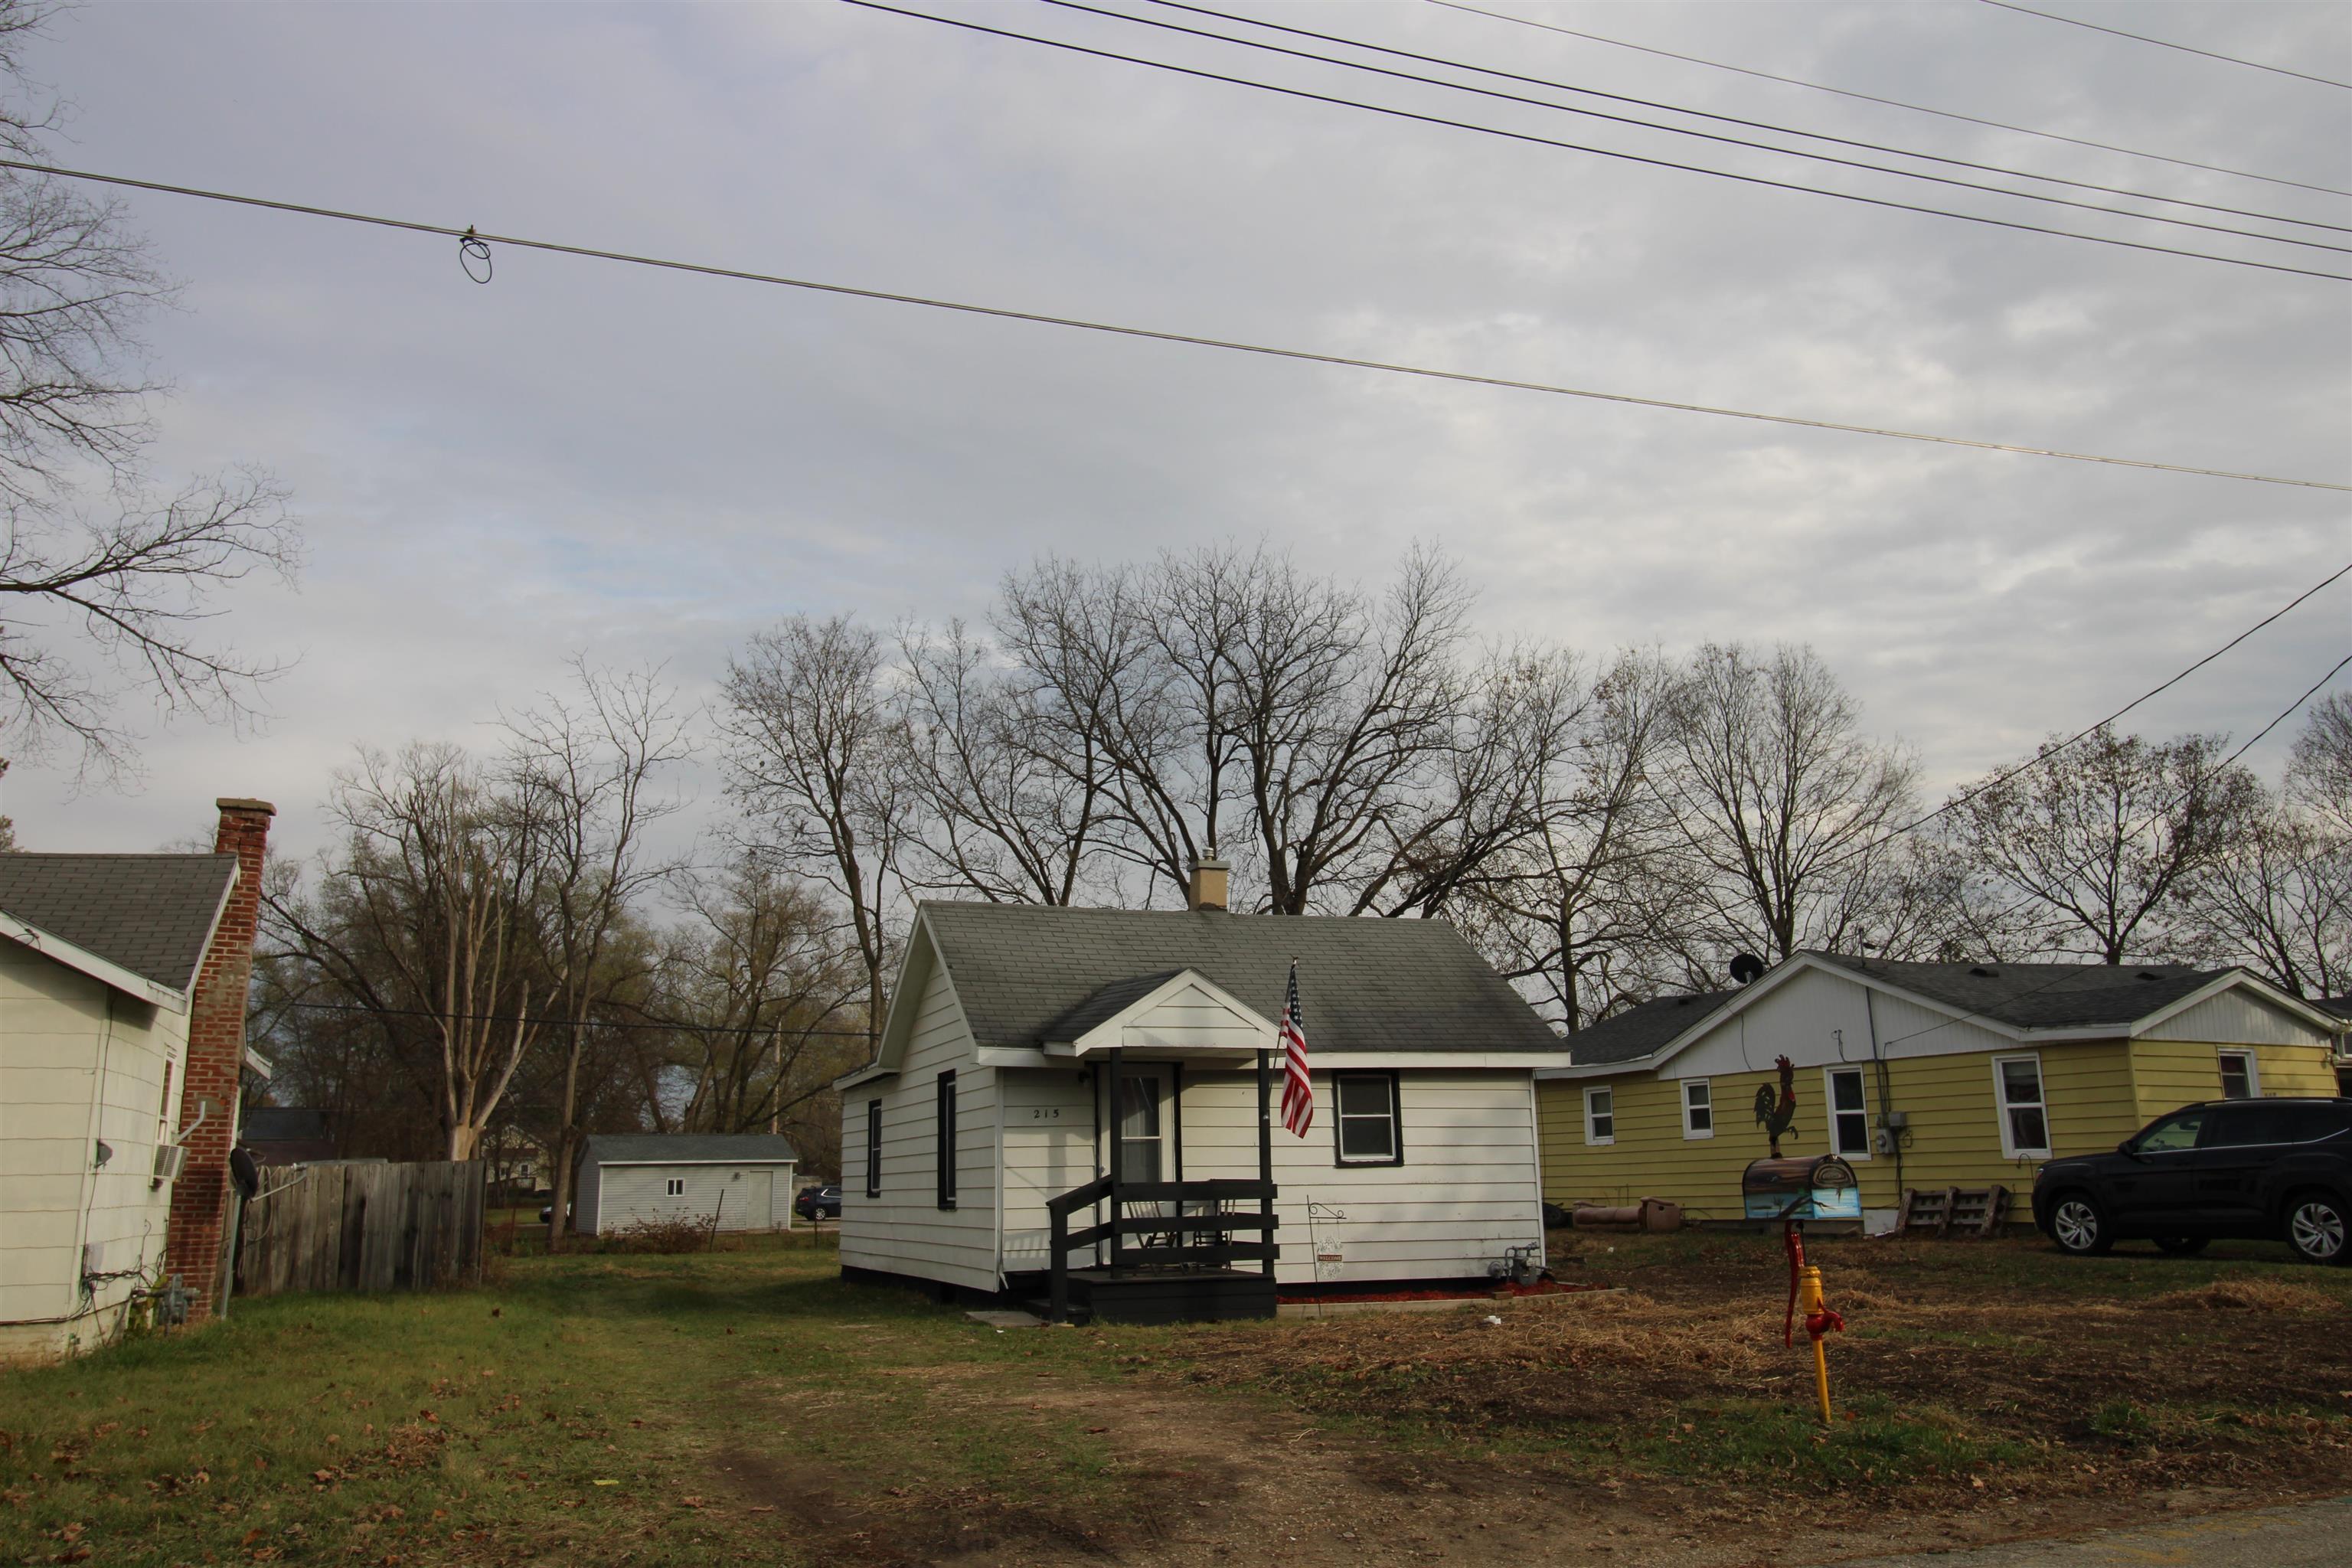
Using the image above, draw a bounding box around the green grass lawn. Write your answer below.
[1,1243,1132,1566]
[3,1231,2348,1566]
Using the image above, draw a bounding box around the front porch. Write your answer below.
[1034,1037,1283,1324]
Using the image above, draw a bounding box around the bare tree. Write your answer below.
[505,660,694,1242]
[1940,726,2261,965]
[898,619,1116,905]
[2180,797,2351,999]
[1660,642,1919,964]
[279,743,556,1161]
[0,5,296,778]
[2288,691,2352,839]
[720,616,910,1043]
[648,859,867,1156]
[1462,648,1678,1029]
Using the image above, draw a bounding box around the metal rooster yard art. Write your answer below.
[1754,1054,1798,1156]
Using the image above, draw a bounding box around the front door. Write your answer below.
[1116,1069,1168,1184]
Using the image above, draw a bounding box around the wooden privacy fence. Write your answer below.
[237,1161,487,1298]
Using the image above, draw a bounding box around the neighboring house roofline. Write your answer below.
[0,899,224,1014]
[586,1158,799,1168]
[1542,952,2337,1080]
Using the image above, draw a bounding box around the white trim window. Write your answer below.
[1824,1067,1871,1160]
[2217,1048,2259,1100]
[664,1177,685,1197]
[1991,1054,2051,1159]
[1681,1080,1713,1140]
[1584,1085,1615,1146]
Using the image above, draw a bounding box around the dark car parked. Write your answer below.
[2034,1098,2352,1266]
[795,1184,841,1220]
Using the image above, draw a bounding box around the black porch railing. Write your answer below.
[1046,1176,1278,1324]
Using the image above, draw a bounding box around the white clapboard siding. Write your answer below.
[991,1066,1546,1287]
[2141,988,2333,1048]
[586,1161,795,1233]
[838,959,1001,1292]
[0,943,183,1361]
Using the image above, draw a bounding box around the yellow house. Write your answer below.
[1537,953,2347,1230]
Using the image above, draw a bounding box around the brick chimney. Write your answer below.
[165,797,273,1322]
[1187,857,1230,913]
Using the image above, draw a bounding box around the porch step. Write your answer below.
[1894,1185,2012,1237]
[1056,1266,1277,1326]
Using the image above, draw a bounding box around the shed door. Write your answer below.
[745,1170,773,1230]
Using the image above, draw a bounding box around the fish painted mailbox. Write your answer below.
[1742,1154,1857,1425]
[1740,1154,1860,1221]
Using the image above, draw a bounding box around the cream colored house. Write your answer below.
[836,872,1568,1323]
[1539,952,2346,1233]
[0,854,244,1361]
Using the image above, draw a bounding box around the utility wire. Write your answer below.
[1118,0,2350,241]
[7,156,2347,492]
[838,0,2352,283]
[1979,0,2352,93]
[1819,558,2352,877]
[1426,0,2352,200]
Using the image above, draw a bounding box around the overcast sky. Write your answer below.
[6,0,2348,866]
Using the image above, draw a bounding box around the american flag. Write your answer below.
[1279,959,1313,1136]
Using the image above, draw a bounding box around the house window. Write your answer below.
[1682,1080,1713,1140]
[2217,1049,2259,1100]
[1991,1054,2050,1159]
[936,1070,958,1210]
[1333,1073,1402,1165]
[1825,1067,1870,1159]
[1584,1086,1615,1146]
[864,1099,883,1198]
[665,1177,684,1197]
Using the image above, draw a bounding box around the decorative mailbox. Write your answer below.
[1740,1154,1860,1221]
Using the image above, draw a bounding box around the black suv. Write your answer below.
[795,1184,841,1220]
[2034,1098,2352,1265]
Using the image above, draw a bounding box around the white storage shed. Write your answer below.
[574,1134,799,1235]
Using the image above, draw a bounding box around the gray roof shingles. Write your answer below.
[918,901,1565,1054]
[1572,954,2287,1071]
[1809,953,2228,1030]
[0,853,237,996]
[1567,990,1739,1066]
[583,1133,799,1165]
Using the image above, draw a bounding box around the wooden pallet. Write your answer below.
[1893,1184,2011,1238]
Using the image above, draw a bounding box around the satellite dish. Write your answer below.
[1728,952,1766,986]
[229,1146,262,1200]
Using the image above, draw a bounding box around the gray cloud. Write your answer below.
[7,0,2346,864]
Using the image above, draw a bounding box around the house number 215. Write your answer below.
[1029,1108,1063,1120]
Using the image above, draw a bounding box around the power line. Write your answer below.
[1821,558,2352,876]
[836,0,2352,283]
[1978,0,2352,93]
[1114,0,2350,243]
[8,155,2348,492]
[1426,0,2352,200]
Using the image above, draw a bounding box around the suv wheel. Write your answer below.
[2153,1236,2210,1256]
[2284,1191,2349,1266]
[2049,1194,2113,1256]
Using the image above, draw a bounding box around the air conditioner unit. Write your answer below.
[152,1143,189,1184]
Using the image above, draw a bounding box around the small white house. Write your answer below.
[573,1134,799,1235]
[0,852,243,1361]
[835,866,1570,1322]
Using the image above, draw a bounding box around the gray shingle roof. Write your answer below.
[583,1133,799,1165]
[0,853,238,996]
[917,901,1564,1054]
[1567,990,1739,1066]
[1809,953,2229,1029]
